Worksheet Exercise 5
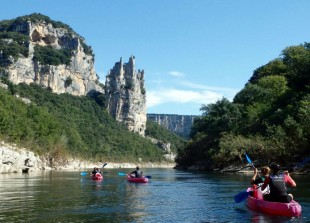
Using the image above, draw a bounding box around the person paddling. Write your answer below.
[262,163,296,203]
[129,166,143,178]
[91,167,101,176]
[250,166,270,196]
[251,166,270,186]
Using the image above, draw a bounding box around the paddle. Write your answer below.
[234,190,250,203]
[118,172,127,176]
[118,172,152,179]
[80,163,108,176]
[234,153,258,203]
[246,153,255,169]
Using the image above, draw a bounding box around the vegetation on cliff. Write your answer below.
[176,42,310,169]
[0,79,184,163]
[146,120,187,154]
[33,45,71,66]
[0,13,93,67]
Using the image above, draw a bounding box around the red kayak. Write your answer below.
[127,175,149,183]
[246,187,302,217]
[91,173,103,180]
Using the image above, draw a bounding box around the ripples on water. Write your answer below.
[0,169,309,223]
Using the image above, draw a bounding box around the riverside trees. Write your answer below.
[176,42,310,169]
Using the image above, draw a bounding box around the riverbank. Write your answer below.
[0,141,175,174]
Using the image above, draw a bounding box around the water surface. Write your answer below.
[0,169,309,222]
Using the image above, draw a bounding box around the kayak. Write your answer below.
[127,175,149,183]
[91,173,103,180]
[246,187,302,217]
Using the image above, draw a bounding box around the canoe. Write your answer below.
[246,188,302,217]
[127,175,149,183]
[91,173,103,180]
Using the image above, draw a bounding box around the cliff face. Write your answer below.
[105,56,146,136]
[147,114,197,138]
[0,14,148,136]
[0,14,103,96]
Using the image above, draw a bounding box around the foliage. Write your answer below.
[33,45,71,66]
[177,42,310,168]
[0,13,94,67]
[64,77,73,88]
[0,82,174,163]
[145,120,187,154]
[0,32,29,64]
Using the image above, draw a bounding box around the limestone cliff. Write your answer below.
[147,114,197,138]
[105,56,146,136]
[0,14,147,136]
[0,13,103,96]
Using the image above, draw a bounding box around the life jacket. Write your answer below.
[136,170,142,178]
[269,174,287,197]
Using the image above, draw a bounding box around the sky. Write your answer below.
[1,1,310,115]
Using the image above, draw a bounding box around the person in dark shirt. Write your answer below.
[262,163,296,203]
[130,166,143,178]
[91,167,101,175]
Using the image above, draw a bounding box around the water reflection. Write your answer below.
[0,169,309,222]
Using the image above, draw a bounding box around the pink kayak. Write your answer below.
[91,173,103,180]
[246,188,302,217]
[127,175,149,183]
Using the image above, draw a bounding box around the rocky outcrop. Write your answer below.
[0,14,103,96]
[105,56,146,136]
[147,114,197,138]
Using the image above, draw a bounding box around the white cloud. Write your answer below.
[180,81,238,94]
[147,88,222,108]
[168,71,185,77]
[145,71,241,114]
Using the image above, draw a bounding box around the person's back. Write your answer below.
[135,170,142,178]
[262,164,296,203]
[131,166,143,178]
[270,173,287,194]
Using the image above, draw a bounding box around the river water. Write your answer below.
[0,168,309,223]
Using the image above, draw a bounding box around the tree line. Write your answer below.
[176,42,310,169]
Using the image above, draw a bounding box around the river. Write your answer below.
[0,168,309,223]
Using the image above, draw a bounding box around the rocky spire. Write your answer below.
[105,56,146,136]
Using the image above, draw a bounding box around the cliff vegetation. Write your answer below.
[176,42,310,169]
[0,79,184,163]
[0,13,93,67]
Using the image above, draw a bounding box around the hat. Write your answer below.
[270,163,280,172]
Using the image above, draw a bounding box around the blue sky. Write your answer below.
[1,1,310,115]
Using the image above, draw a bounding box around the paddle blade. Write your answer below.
[80,172,88,176]
[145,175,152,179]
[234,191,250,203]
[102,163,108,168]
[245,154,252,164]
[118,172,127,176]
